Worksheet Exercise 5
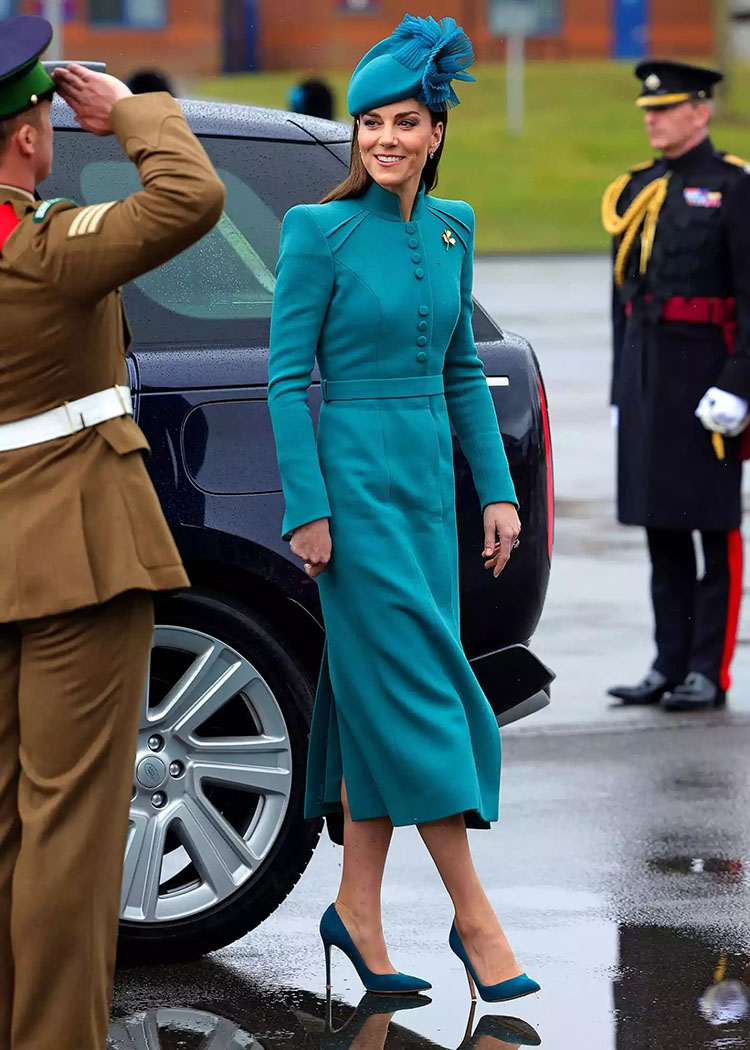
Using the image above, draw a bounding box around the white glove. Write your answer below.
[695,386,750,437]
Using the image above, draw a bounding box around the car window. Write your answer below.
[80,162,278,321]
[41,132,347,347]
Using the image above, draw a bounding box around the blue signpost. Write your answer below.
[613,0,649,60]
[223,0,258,72]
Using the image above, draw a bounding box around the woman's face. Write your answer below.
[357,98,443,192]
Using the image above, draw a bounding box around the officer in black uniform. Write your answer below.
[603,61,750,711]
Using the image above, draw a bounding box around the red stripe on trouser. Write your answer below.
[720,529,744,692]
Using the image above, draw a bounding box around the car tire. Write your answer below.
[117,587,322,965]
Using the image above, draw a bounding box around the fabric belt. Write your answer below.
[625,295,736,324]
[320,375,444,401]
[0,385,133,452]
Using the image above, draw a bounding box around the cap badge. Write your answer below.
[442,228,456,251]
[645,74,661,91]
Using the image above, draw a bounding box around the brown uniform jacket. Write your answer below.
[0,92,226,623]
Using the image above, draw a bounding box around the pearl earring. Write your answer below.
[429,152,435,160]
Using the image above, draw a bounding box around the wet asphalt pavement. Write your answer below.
[110,258,750,1049]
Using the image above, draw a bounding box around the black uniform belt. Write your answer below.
[320,376,444,401]
[626,295,736,325]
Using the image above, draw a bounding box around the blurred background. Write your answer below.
[10,0,750,253]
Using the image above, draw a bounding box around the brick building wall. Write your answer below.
[19,0,222,79]
[255,0,714,70]
[20,0,716,77]
[651,0,714,55]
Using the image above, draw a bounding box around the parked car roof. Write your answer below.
[51,95,352,144]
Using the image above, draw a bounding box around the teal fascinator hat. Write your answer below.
[347,14,475,117]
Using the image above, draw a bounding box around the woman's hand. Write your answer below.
[482,502,521,578]
[289,518,332,579]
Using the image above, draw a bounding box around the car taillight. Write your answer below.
[538,376,554,563]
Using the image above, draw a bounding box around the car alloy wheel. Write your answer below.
[122,625,294,924]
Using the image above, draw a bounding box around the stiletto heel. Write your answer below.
[449,921,540,1003]
[465,965,477,1002]
[320,903,432,995]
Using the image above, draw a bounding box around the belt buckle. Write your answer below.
[62,400,84,433]
[114,385,129,414]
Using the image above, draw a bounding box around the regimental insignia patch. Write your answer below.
[67,201,118,238]
[33,198,77,223]
[684,187,723,208]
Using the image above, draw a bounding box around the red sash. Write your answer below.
[626,294,750,458]
[0,203,20,251]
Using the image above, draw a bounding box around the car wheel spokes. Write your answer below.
[123,626,293,924]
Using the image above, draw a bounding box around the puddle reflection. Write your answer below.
[110,921,750,1050]
[108,1008,257,1049]
[107,999,541,1050]
[648,855,746,882]
[614,926,750,1049]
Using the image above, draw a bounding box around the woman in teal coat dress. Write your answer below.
[269,15,540,1002]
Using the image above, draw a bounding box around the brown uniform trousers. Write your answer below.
[0,591,153,1050]
[0,92,225,1049]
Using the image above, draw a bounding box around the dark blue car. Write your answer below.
[43,94,553,964]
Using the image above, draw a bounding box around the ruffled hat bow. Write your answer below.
[347,13,475,117]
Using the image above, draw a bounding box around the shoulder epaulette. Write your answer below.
[603,161,658,217]
[721,153,750,174]
[33,198,77,223]
[629,159,658,174]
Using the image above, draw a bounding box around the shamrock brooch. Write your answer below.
[442,228,457,251]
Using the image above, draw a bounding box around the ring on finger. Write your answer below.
[512,538,520,549]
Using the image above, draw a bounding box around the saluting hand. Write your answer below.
[290,518,332,579]
[482,502,521,578]
[52,64,132,137]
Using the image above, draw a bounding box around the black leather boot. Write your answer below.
[607,669,677,705]
[661,671,726,711]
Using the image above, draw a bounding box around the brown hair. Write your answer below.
[320,109,448,204]
[0,103,47,161]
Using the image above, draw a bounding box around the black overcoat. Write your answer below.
[610,138,750,531]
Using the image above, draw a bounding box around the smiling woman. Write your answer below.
[268,11,537,1009]
[321,102,448,204]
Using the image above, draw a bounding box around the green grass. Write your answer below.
[193,61,750,254]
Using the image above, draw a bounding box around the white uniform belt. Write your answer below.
[0,385,133,452]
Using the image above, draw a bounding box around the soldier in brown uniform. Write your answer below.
[0,16,225,1050]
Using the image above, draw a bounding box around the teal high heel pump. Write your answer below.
[321,904,432,995]
[449,922,540,1003]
